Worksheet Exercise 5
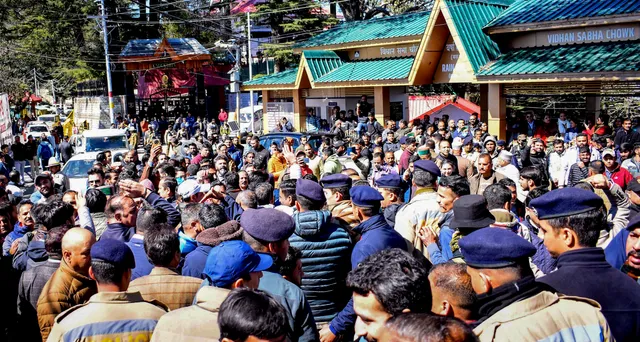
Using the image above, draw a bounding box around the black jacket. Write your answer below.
[538,248,640,341]
[614,129,640,148]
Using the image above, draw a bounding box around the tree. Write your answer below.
[338,0,433,21]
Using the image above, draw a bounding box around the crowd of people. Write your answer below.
[1,104,640,342]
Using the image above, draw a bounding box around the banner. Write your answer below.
[0,94,13,145]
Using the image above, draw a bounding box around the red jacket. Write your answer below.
[218,111,228,122]
[608,164,633,190]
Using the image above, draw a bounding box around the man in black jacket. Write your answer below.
[614,118,640,149]
[532,184,640,341]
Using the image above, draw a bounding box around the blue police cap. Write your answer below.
[375,174,403,189]
[350,185,384,207]
[413,160,441,177]
[240,208,295,242]
[462,136,473,145]
[321,174,352,189]
[530,188,603,220]
[203,240,273,287]
[399,136,407,144]
[296,178,325,202]
[497,140,506,147]
[459,228,536,268]
[90,238,135,269]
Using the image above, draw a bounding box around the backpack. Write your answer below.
[40,143,52,160]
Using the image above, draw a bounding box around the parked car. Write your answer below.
[24,124,50,140]
[72,129,129,154]
[60,151,125,193]
[37,114,67,129]
[259,132,336,152]
[234,104,263,134]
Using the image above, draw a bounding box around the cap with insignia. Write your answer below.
[459,228,537,268]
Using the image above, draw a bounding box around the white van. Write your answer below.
[72,129,129,154]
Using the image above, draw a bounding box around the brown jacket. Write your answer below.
[330,200,360,233]
[474,291,613,342]
[37,259,97,341]
[468,171,506,195]
[128,267,202,310]
[150,286,230,342]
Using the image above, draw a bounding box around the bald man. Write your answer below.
[102,195,138,242]
[428,262,476,322]
[37,228,97,341]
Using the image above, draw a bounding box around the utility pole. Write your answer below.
[90,0,115,125]
[51,80,56,105]
[247,12,255,134]
[33,69,38,96]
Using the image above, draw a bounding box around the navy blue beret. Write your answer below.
[296,178,325,202]
[530,188,603,220]
[497,140,506,146]
[240,208,295,242]
[90,238,136,268]
[414,160,441,177]
[321,174,352,189]
[459,228,536,268]
[462,136,473,145]
[350,185,384,207]
[375,174,403,189]
[399,136,407,144]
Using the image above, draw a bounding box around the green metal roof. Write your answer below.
[477,42,640,76]
[444,0,509,73]
[314,57,414,83]
[486,0,640,29]
[244,68,299,86]
[302,51,344,80]
[294,11,430,49]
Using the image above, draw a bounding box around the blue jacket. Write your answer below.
[258,265,319,342]
[2,222,30,256]
[181,244,212,278]
[100,223,135,243]
[290,210,352,322]
[330,214,407,335]
[427,226,455,265]
[146,192,181,228]
[538,248,640,341]
[126,235,154,281]
[605,229,630,270]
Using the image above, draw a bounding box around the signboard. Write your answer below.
[433,36,474,83]
[0,94,13,145]
[266,102,294,131]
[510,24,640,48]
[347,43,420,60]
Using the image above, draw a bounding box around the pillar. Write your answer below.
[293,89,306,132]
[374,86,390,124]
[479,84,488,122]
[587,96,602,119]
[262,90,270,135]
[487,83,506,140]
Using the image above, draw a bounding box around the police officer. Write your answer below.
[47,239,168,341]
[374,173,406,227]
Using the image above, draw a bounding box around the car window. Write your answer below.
[85,136,127,152]
[30,126,48,133]
[61,160,95,178]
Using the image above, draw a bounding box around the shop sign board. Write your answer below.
[266,102,294,131]
[348,43,420,60]
[510,24,640,48]
[433,36,474,83]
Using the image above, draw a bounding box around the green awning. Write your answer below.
[477,42,640,76]
[314,57,414,83]
[293,11,430,49]
[244,68,299,86]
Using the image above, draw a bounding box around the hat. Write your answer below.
[529,188,603,220]
[350,185,384,207]
[295,150,306,157]
[321,174,352,189]
[483,135,497,146]
[459,228,537,269]
[462,136,473,146]
[497,140,506,147]
[414,160,441,177]
[333,140,345,148]
[602,148,616,158]
[35,172,52,184]
[449,195,495,230]
[240,208,295,242]
[417,146,431,157]
[473,143,481,149]
[375,174,403,189]
[498,150,513,162]
[90,238,136,268]
[628,179,640,194]
[196,221,243,246]
[627,214,640,231]
[452,137,463,150]
[47,157,61,168]
[202,240,273,287]
[296,178,325,202]
[399,136,407,144]
[177,179,202,198]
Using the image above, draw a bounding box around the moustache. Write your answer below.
[628,250,640,259]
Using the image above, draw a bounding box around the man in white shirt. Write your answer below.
[547,139,571,189]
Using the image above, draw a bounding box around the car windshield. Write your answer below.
[85,136,127,152]
[30,126,48,132]
[240,113,261,123]
[39,116,54,122]
[61,160,95,178]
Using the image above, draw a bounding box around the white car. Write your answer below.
[73,129,129,154]
[25,124,50,140]
[236,104,263,133]
[37,114,67,129]
[60,151,126,193]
